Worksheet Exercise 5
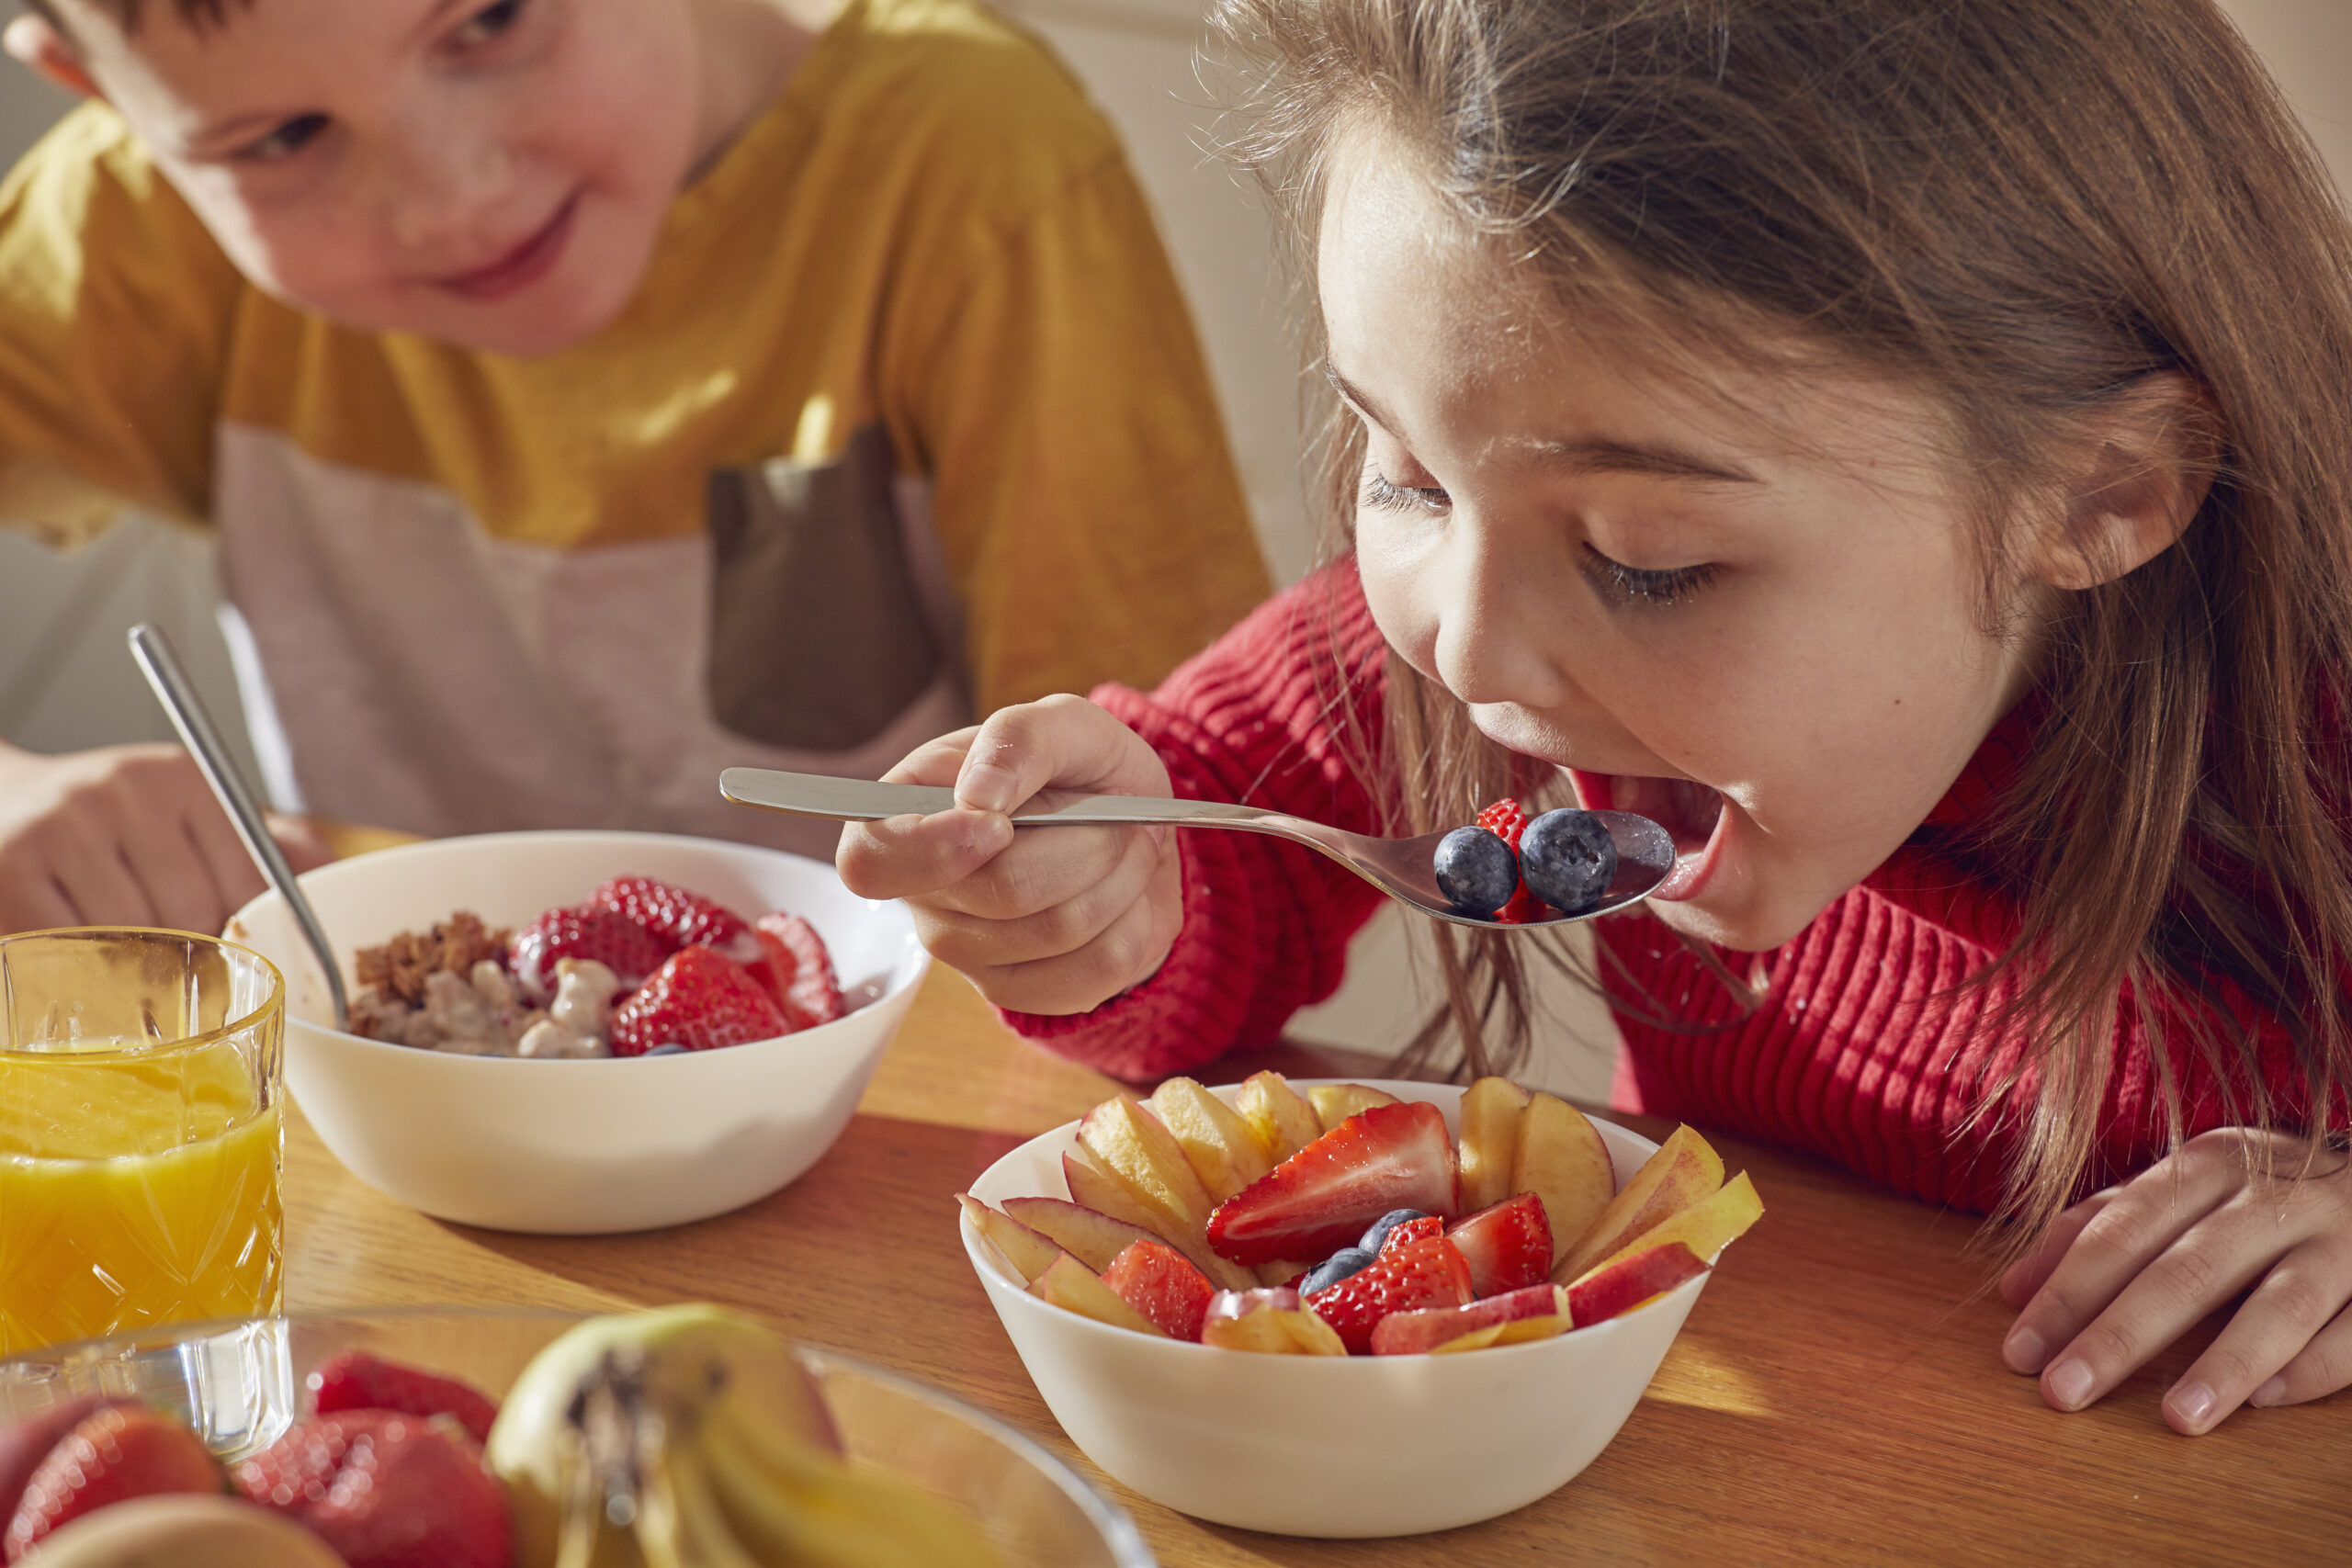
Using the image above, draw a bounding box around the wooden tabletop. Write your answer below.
[281,964,2352,1565]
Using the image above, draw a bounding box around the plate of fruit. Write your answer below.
[227,830,930,1234]
[957,1076,1761,1537]
[0,1304,1151,1567]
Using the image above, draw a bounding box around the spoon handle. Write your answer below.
[129,624,349,1030]
[718,768,1291,829]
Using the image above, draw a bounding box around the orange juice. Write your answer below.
[0,1042,283,1356]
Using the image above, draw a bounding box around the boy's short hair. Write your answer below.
[23,0,244,33]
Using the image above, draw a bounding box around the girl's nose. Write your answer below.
[378,112,516,254]
[1426,513,1579,711]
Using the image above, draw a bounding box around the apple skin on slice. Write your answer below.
[1001,1195,1169,1272]
[1513,1092,1615,1268]
[1456,1077,1532,1212]
[957,1194,1069,1285]
[1554,1123,1726,1280]
[1061,1145,1256,1290]
[1201,1290,1348,1355]
[1369,1283,1567,1356]
[1235,1071,1324,1163]
[1148,1077,1274,1201]
[1032,1254,1166,1337]
[1566,1240,1710,1327]
[1306,1082,1401,1133]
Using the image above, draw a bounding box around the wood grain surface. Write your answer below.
[283,965,2352,1565]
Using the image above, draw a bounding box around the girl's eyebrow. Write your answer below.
[1324,363,1758,485]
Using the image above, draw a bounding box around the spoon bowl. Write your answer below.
[719,768,1672,928]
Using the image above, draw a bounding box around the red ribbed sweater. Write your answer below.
[1007,561,2313,1213]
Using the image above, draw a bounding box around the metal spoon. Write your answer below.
[128,623,349,1028]
[719,766,1673,930]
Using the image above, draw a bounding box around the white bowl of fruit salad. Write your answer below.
[957,1076,1762,1538]
[226,830,926,1235]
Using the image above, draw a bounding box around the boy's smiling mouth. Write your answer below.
[433,193,581,302]
[1567,770,1728,902]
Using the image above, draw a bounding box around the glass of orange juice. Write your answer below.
[0,928,285,1358]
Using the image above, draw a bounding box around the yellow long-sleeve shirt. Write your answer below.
[0,0,1269,850]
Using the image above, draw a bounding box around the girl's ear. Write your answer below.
[2030,371,2221,592]
[3,15,104,102]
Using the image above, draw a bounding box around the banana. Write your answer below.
[21,1494,344,1568]
[488,1303,1000,1568]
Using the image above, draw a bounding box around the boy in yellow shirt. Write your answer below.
[0,0,1269,935]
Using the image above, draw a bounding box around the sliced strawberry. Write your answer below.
[1475,800,1546,924]
[608,946,788,1056]
[594,876,755,958]
[1100,1239,1216,1341]
[1446,1192,1554,1298]
[308,1351,499,1445]
[1303,1235,1474,1354]
[1378,1215,1445,1254]
[3,1405,223,1560]
[236,1411,508,1568]
[1208,1101,1458,1267]
[508,905,670,1004]
[749,912,846,1029]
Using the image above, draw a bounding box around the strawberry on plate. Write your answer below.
[748,912,847,1030]
[1302,1234,1475,1354]
[308,1351,499,1445]
[3,1404,223,1561]
[236,1410,509,1568]
[1446,1192,1554,1298]
[508,906,671,1003]
[594,876,755,957]
[608,945,787,1056]
[1207,1101,1458,1267]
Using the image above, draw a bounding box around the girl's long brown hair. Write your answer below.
[1210,0,2352,1234]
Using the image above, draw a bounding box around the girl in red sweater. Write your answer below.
[840,0,2352,1435]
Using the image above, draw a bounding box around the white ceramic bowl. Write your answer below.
[961,1080,1706,1538]
[228,831,927,1235]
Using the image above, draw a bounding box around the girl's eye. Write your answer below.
[450,0,527,47]
[1361,468,1450,514]
[236,114,329,163]
[1580,546,1721,608]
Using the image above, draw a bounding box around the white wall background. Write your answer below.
[0,0,2343,1093]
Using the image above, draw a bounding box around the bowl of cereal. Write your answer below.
[227,831,926,1234]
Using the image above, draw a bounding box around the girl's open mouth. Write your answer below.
[1566,770,1727,902]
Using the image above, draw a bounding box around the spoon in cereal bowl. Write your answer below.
[719,767,1673,928]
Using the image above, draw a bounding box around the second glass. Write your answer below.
[0,928,286,1357]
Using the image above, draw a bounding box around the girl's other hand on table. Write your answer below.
[836,694,1182,1015]
[0,739,329,938]
[1998,1127,2352,1434]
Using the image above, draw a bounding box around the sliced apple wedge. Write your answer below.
[1456,1076,1532,1212]
[956,1194,1068,1285]
[1571,1171,1763,1284]
[1062,1145,1254,1290]
[1513,1092,1615,1268]
[1566,1240,1710,1326]
[1307,1082,1401,1132]
[1201,1289,1348,1355]
[1032,1254,1165,1337]
[1370,1282,1567,1356]
[1148,1077,1274,1201]
[1001,1195,1169,1272]
[1235,1071,1324,1163]
[1554,1123,1725,1280]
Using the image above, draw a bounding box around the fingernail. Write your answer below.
[2047,1358,2095,1410]
[2003,1326,2047,1373]
[2168,1381,2215,1430]
[957,761,1018,815]
[2250,1376,2287,1408]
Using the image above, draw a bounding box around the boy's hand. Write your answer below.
[835,694,1182,1016]
[1998,1126,2352,1434]
[0,740,328,938]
